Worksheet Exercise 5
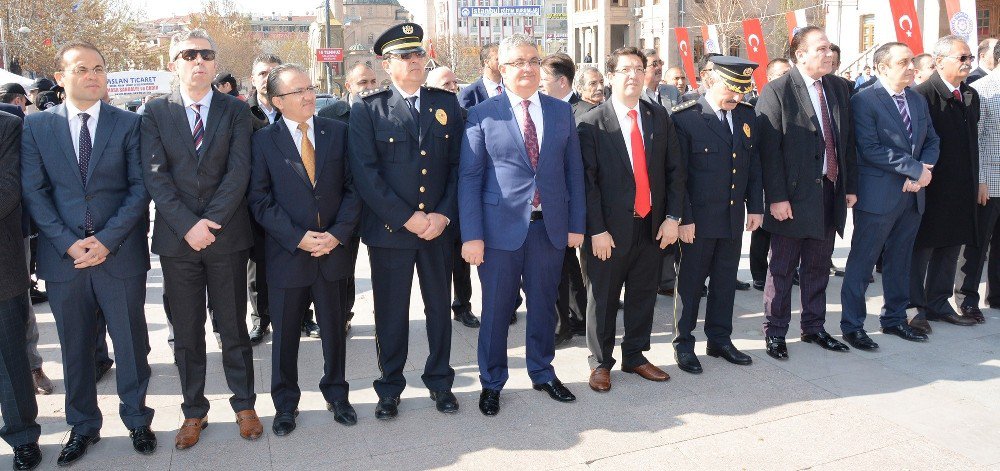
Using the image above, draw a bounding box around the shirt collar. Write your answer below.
[65,100,102,121]
[395,85,420,101]
[507,90,541,111]
[483,76,502,93]
[180,88,213,110]
[940,75,960,94]
[559,91,574,102]
[282,115,315,133]
[612,97,640,118]
[704,96,726,116]
[879,76,907,96]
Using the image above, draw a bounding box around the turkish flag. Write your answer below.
[675,27,699,89]
[742,18,770,91]
[889,0,924,54]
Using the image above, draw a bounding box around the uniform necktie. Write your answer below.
[405,95,419,124]
[520,100,541,207]
[298,122,316,186]
[191,103,204,152]
[813,80,839,183]
[628,110,650,217]
[720,109,732,136]
[78,113,94,231]
[893,92,913,142]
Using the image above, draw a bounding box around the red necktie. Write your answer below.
[496,85,503,96]
[628,110,650,217]
[813,80,838,183]
[953,89,962,101]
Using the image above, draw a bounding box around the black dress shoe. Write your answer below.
[301,318,320,338]
[95,360,114,382]
[882,324,929,342]
[57,431,99,467]
[29,286,47,305]
[706,344,753,365]
[249,324,269,345]
[752,280,765,291]
[792,272,800,286]
[800,331,850,352]
[532,379,576,403]
[129,426,157,455]
[765,336,788,359]
[479,389,500,416]
[375,396,400,420]
[345,311,355,334]
[12,443,41,470]
[272,411,297,436]
[674,351,703,374]
[735,279,751,291]
[926,310,978,326]
[429,390,459,413]
[554,328,574,346]
[831,266,846,277]
[509,312,518,325]
[327,400,357,426]
[959,304,986,324]
[570,320,586,336]
[908,315,932,335]
[843,330,879,351]
[657,287,675,296]
[453,309,481,328]
[699,285,708,297]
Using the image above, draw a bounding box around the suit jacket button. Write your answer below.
[815,178,822,184]
[732,152,736,158]
[85,195,94,201]
[389,137,394,143]
[418,203,425,210]
[731,184,735,189]
[445,134,449,139]
[315,195,321,200]
[421,169,427,175]
[732,169,736,174]
[704,148,709,152]
[419,186,426,193]
[730,200,734,205]
[421,150,427,156]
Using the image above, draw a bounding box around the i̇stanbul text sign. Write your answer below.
[459,6,541,17]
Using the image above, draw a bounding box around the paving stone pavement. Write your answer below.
[3,227,999,470]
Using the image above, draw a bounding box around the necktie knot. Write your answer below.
[405,95,418,109]
[190,103,201,112]
[952,89,962,101]
[894,93,906,104]
[79,112,90,124]
[521,99,531,112]
[627,109,638,121]
[496,85,503,95]
[812,79,823,92]
[297,122,309,133]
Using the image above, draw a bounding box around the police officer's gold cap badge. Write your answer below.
[436,109,447,126]
[402,25,414,35]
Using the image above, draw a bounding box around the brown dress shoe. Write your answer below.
[236,410,263,440]
[32,368,54,395]
[622,363,670,382]
[908,316,932,335]
[588,368,611,392]
[175,418,207,450]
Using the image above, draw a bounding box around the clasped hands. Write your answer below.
[298,231,341,257]
[67,236,110,269]
[404,211,449,240]
[903,164,934,193]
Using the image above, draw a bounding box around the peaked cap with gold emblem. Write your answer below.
[708,55,758,94]
[374,22,425,57]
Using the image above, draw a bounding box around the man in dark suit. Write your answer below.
[458,43,502,108]
[841,42,940,349]
[966,38,996,84]
[578,47,684,391]
[909,36,981,333]
[1,110,43,470]
[249,64,362,435]
[349,23,464,420]
[142,29,263,449]
[541,53,591,345]
[460,34,586,415]
[757,26,857,360]
[671,56,762,374]
[21,41,156,466]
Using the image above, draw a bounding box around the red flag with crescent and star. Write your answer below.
[889,0,924,54]
[742,18,770,90]
[675,27,699,89]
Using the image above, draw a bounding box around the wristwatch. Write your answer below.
[666,215,681,223]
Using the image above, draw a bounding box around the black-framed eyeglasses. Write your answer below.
[174,49,217,62]
[946,54,975,62]
[388,50,427,61]
[614,66,646,75]
[504,58,542,69]
[273,86,318,98]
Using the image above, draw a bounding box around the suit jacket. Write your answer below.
[458,78,490,109]
[248,93,280,132]
[912,72,979,248]
[967,66,988,85]
[0,111,28,301]
[852,79,940,216]
[459,92,586,251]
[318,100,351,123]
[348,85,464,249]
[577,99,685,245]
[569,93,595,122]
[248,117,361,289]
[0,103,23,119]
[21,103,150,282]
[673,97,763,239]
[756,67,858,239]
[141,91,254,257]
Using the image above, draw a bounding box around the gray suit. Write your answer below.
[21,103,153,435]
[142,90,256,418]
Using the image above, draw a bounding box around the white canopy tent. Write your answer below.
[0,68,33,87]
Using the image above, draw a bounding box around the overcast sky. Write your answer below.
[140,0,426,24]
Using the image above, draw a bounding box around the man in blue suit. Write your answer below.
[458,43,502,109]
[249,64,362,434]
[20,41,156,466]
[841,42,940,350]
[460,34,586,416]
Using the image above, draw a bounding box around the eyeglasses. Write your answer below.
[946,54,975,62]
[614,66,646,75]
[273,86,318,98]
[389,50,427,61]
[504,58,542,69]
[64,65,107,76]
[174,49,217,62]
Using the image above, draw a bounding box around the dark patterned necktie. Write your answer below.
[893,93,913,142]
[520,100,541,207]
[78,113,94,231]
[720,110,732,137]
[405,95,419,123]
[813,80,839,183]
[191,103,204,151]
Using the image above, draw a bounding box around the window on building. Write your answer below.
[728,35,741,56]
[654,36,660,52]
[860,14,875,52]
[978,9,991,37]
[368,33,374,44]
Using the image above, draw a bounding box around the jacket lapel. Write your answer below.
[496,94,533,170]
[271,119,313,189]
[51,105,84,188]
[821,77,841,147]
[418,89,436,143]
[790,68,820,134]
[86,102,118,183]
[600,101,632,174]
[167,92,199,161]
[388,86,419,140]
[873,82,911,144]
[699,96,732,143]
[313,118,329,183]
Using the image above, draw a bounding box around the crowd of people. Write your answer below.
[0,20,994,470]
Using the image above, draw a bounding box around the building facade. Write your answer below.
[431,0,566,52]
[342,0,414,87]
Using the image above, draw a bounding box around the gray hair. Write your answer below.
[574,66,602,91]
[265,63,309,102]
[498,34,537,64]
[932,35,968,58]
[169,29,217,60]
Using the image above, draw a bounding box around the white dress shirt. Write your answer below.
[559,91,574,102]
[180,88,213,134]
[260,101,278,124]
[878,76,912,132]
[611,98,652,207]
[705,99,733,134]
[65,100,101,161]
[507,91,544,150]
[803,75,831,175]
[282,116,316,156]
[395,86,421,114]
[483,76,504,98]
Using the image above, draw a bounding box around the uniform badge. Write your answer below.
[743,123,751,138]
[435,109,447,126]
[403,25,414,35]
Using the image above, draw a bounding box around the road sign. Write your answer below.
[316,48,344,63]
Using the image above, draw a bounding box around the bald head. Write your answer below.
[979,38,999,70]
[426,66,459,93]
[345,63,377,96]
[663,67,686,93]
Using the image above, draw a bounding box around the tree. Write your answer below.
[187,0,261,81]
[687,0,824,65]
[430,34,482,83]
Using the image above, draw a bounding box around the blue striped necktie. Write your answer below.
[893,93,912,141]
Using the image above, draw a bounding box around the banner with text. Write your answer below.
[459,6,541,17]
[106,70,173,96]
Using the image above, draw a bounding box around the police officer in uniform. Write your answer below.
[348,23,464,420]
[671,56,764,374]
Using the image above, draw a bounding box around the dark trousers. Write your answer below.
[764,179,837,337]
[841,192,921,333]
[658,244,680,290]
[674,236,742,352]
[556,247,587,333]
[451,238,473,314]
[478,219,563,390]
[957,197,1000,308]
[161,249,255,419]
[0,292,41,448]
[584,216,659,369]
[48,269,153,435]
[270,278,348,413]
[368,242,454,398]
[749,227,771,283]
[910,245,962,317]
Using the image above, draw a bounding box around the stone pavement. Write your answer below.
[3,228,999,470]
